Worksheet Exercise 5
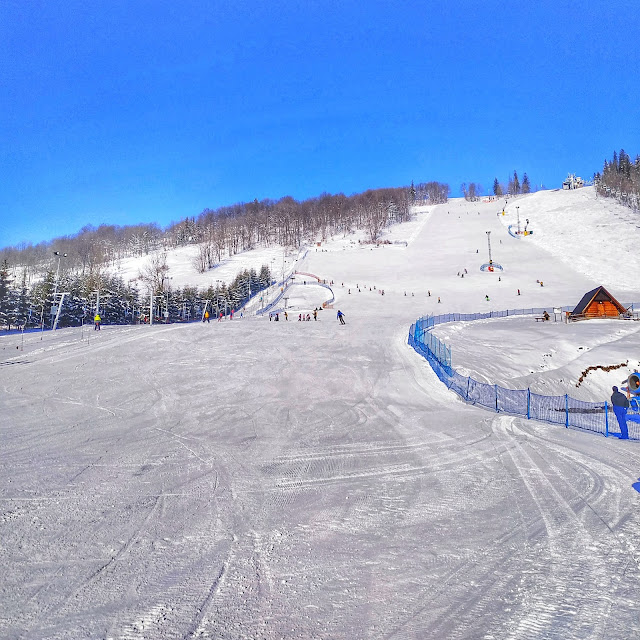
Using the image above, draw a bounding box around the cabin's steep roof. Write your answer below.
[570,286,627,316]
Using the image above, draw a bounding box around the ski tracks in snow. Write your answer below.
[485,415,638,640]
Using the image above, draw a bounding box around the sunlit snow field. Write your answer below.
[433,316,640,399]
[2,187,640,640]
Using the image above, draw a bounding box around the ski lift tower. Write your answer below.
[52,251,67,297]
[480,231,504,272]
[507,207,533,238]
[51,292,68,330]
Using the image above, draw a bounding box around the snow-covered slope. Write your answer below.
[497,187,640,293]
[2,187,639,639]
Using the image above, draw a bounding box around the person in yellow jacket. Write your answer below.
[94,313,101,331]
[204,310,210,323]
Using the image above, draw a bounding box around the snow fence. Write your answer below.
[409,308,639,440]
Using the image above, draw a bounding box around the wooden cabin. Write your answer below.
[569,286,629,321]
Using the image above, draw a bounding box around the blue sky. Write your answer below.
[1,0,638,248]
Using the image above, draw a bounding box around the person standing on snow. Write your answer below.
[611,386,630,439]
[204,310,210,323]
[337,310,346,325]
[94,313,101,330]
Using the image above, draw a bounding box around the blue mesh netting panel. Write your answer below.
[497,387,528,416]
[627,418,640,440]
[429,354,450,385]
[467,379,497,410]
[529,393,566,425]
[449,371,468,398]
[566,397,607,434]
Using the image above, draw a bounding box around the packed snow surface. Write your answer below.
[2,188,640,639]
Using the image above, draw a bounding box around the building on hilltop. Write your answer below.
[569,286,629,321]
[562,173,584,190]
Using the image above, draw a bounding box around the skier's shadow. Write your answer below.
[633,478,640,494]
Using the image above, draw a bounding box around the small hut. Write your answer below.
[569,286,629,321]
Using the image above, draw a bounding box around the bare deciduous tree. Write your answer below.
[138,253,170,294]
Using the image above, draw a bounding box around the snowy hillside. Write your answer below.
[2,187,640,639]
[496,187,640,294]
[109,187,640,304]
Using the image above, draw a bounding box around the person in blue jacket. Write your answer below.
[611,386,630,439]
[337,310,346,325]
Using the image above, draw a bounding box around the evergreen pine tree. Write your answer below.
[259,265,272,289]
[16,271,30,327]
[513,171,520,195]
[619,149,631,178]
[492,178,502,196]
[29,271,55,328]
[522,173,531,194]
[0,260,11,327]
[249,268,260,296]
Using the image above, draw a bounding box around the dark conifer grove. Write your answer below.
[596,149,640,211]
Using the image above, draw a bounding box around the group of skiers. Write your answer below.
[268,308,325,322]
[203,309,235,322]
[343,283,385,296]
[267,308,345,324]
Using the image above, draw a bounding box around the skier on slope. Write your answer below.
[337,310,346,325]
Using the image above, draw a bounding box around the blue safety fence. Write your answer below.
[409,307,640,440]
